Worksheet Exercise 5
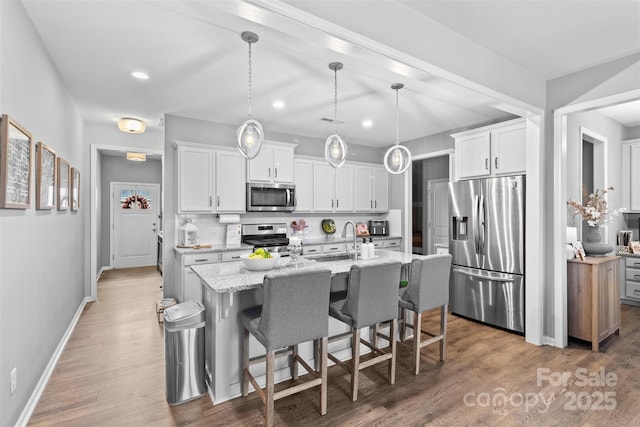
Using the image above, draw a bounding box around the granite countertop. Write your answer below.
[617,251,640,258]
[174,244,253,255]
[191,249,417,293]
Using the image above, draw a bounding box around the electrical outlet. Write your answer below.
[10,368,17,395]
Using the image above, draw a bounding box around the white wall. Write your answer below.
[565,110,626,246]
[0,2,85,425]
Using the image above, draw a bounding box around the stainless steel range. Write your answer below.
[241,223,290,256]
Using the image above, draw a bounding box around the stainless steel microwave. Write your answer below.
[246,182,296,212]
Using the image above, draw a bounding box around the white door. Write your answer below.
[112,183,160,269]
[427,180,449,255]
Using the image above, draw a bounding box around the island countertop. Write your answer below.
[191,249,418,293]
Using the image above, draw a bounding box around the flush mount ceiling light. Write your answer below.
[126,152,146,162]
[236,31,264,160]
[131,71,149,80]
[325,62,347,168]
[117,118,146,134]
[384,83,411,174]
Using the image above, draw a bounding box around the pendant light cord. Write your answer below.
[395,87,400,145]
[247,41,253,119]
[333,67,338,134]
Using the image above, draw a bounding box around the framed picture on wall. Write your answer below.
[57,157,70,211]
[71,167,80,211]
[0,114,33,209]
[36,142,57,209]
[630,241,640,254]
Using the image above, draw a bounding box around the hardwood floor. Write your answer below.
[29,267,640,426]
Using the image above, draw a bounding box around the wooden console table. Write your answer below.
[567,255,620,352]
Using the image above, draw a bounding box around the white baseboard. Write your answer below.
[96,265,113,281]
[15,297,91,427]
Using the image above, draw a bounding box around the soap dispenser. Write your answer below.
[361,238,370,259]
[369,238,375,258]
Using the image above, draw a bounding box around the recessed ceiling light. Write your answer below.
[362,119,373,128]
[272,100,285,109]
[131,71,149,80]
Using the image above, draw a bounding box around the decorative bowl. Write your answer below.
[321,219,336,235]
[240,253,280,271]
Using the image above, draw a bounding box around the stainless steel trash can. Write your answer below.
[164,299,206,405]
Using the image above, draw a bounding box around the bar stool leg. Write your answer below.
[389,318,397,384]
[440,305,448,361]
[242,328,250,397]
[291,344,299,380]
[319,337,328,415]
[400,309,407,342]
[265,350,275,427]
[413,311,422,375]
[351,328,360,402]
[372,323,379,348]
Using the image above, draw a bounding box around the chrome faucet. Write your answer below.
[341,221,358,262]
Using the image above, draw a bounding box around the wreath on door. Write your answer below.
[121,195,149,209]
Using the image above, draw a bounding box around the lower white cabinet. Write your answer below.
[621,256,640,305]
[178,252,218,303]
[384,238,401,251]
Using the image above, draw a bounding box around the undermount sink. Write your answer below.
[307,253,353,262]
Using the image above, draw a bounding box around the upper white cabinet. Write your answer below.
[247,142,295,183]
[176,144,245,213]
[353,165,389,212]
[622,139,640,212]
[453,118,526,180]
[313,162,354,212]
[215,151,246,212]
[294,159,314,212]
[177,145,214,213]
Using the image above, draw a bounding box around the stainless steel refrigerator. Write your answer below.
[449,175,525,333]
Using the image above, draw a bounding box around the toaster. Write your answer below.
[368,220,389,236]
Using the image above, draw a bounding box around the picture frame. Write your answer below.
[71,167,80,211]
[36,142,57,209]
[57,157,70,211]
[630,241,640,254]
[572,241,586,261]
[0,114,33,209]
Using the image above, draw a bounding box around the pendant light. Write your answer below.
[325,62,347,168]
[237,31,264,159]
[384,83,411,174]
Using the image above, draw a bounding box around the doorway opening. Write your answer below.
[411,155,449,255]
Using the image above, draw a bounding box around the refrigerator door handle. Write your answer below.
[473,195,479,254]
[479,194,486,255]
[453,267,514,283]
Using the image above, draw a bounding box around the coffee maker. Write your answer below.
[368,220,389,236]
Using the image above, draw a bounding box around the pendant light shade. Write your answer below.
[237,31,264,159]
[325,62,347,168]
[384,83,411,174]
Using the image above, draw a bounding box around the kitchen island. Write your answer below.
[191,249,418,405]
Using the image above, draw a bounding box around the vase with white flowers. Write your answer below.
[567,187,615,256]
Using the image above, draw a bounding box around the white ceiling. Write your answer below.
[21,0,640,148]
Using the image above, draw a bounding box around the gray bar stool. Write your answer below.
[398,254,452,375]
[240,269,332,427]
[327,262,402,401]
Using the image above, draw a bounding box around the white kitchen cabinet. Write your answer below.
[353,166,388,213]
[177,144,245,213]
[313,162,354,212]
[220,250,247,263]
[372,167,389,212]
[215,151,246,212]
[621,139,640,212]
[294,159,314,212]
[301,244,322,255]
[384,238,401,251]
[177,145,214,213]
[453,118,526,180]
[178,252,219,303]
[247,142,295,183]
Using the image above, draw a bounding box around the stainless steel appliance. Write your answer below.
[449,175,525,333]
[246,182,296,212]
[241,223,290,256]
[368,220,389,236]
